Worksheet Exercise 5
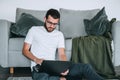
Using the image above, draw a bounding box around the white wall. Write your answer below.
[0,0,120,22]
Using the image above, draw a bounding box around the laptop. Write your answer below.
[33,60,73,76]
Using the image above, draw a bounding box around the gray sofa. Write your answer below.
[0,8,120,74]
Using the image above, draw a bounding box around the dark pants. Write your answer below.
[32,63,104,80]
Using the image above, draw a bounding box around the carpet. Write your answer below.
[7,77,32,80]
[7,77,120,80]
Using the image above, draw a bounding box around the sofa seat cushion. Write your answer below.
[65,39,72,60]
[65,39,72,51]
[8,51,31,67]
[9,38,25,51]
[8,38,30,67]
[60,8,100,38]
[55,39,72,61]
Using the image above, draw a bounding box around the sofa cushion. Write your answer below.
[65,39,72,51]
[56,39,72,61]
[9,38,25,51]
[8,51,31,67]
[60,8,100,38]
[65,39,72,61]
[16,8,46,22]
[11,13,44,37]
[84,7,110,36]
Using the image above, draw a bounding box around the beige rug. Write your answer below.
[7,77,32,80]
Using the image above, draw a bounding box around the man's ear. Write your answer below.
[44,17,46,22]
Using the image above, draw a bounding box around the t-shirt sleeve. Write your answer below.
[58,32,65,48]
[24,27,34,44]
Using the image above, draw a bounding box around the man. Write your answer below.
[22,8,104,80]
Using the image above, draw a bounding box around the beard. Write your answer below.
[44,23,55,32]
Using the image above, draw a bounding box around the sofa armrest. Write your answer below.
[112,21,120,66]
[0,19,12,67]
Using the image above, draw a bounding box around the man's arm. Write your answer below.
[58,48,67,61]
[22,42,43,64]
[58,48,69,77]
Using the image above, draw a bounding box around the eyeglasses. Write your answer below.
[46,20,58,27]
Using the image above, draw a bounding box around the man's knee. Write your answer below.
[82,64,96,73]
[84,64,92,68]
[83,64,93,70]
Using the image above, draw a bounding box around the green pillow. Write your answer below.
[10,13,44,37]
[84,7,110,36]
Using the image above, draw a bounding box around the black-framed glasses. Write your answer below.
[46,20,58,27]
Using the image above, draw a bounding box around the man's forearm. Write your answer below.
[23,50,37,61]
[59,54,67,61]
[23,50,44,64]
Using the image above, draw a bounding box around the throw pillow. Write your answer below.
[10,13,44,37]
[84,7,110,36]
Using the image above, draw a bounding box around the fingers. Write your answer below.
[61,69,69,76]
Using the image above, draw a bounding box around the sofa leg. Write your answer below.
[10,67,14,74]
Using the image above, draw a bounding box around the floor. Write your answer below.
[0,65,120,80]
[0,66,31,80]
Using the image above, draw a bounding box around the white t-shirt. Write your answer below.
[24,26,65,69]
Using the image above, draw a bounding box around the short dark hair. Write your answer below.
[45,9,60,19]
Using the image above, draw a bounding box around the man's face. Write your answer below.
[44,15,59,32]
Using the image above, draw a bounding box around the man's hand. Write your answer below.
[34,58,44,65]
[61,69,69,76]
